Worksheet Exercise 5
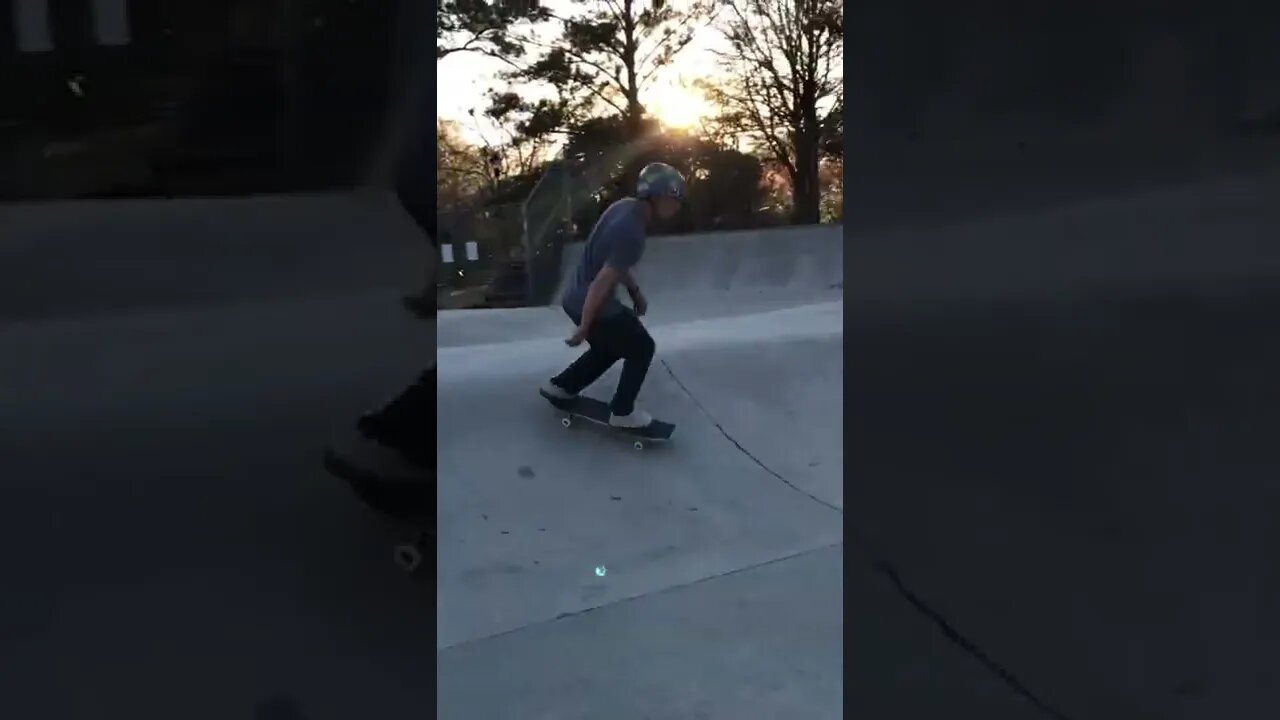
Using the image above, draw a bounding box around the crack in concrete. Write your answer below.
[863,544,1076,720]
[658,359,842,515]
[659,358,1074,720]
[439,543,843,653]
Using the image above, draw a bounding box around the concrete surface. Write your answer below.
[7,156,1280,720]
[0,195,852,719]
[435,223,847,716]
[848,168,1280,308]
[7,6,1280,718]
[437,309,845,649]
[850,287,1280,719]
[839,162,1280,717]
[0,193,428,322]
[556,224,844,304]
[439,545,846,720]
[0,194,435,719]
[0,289,436,720]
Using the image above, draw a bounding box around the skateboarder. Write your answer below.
[324,23,435,488]
[324,166,435,484]
[540,162,687,429]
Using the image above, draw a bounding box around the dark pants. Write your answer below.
[363,151,434,455]
[360,366,434,468]
[359,40,436,465]
[552,308,655,416]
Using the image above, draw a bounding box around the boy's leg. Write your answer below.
[323,2,434,529]
[605,312,656,416]
[546,308,620,396]
[349,143,436,475]
[329,35,435,481]
[357,365,433,469]
[550,346,617,396]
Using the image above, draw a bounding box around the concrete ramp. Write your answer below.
[556,223,843,305]
[653,302,844,509]
[439,224,845,715]
[436,293,845,715]
[849,168,1280,308]
[844,167,1280,717]
[0,193,426,322]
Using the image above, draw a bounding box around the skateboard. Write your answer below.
[322,447,433,574]
[540,390,675,450]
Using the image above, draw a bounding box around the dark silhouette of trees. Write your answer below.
[703,0,842,224]
[485,0,711,142]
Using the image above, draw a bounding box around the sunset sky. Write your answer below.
[436,0,727,144]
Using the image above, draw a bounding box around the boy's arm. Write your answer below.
[619,270,640,296]
[618,270,647,316]
[614,228,644,300]
[579,264,624,332]
[578,227,644,332]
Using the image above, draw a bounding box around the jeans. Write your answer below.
[359,365,433,467]
[552,308,655,416]
[353,6,435,474]
[360,137,434,461]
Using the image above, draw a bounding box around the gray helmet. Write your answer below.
[636,162,687,200]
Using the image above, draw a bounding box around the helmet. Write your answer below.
[635,162,687,200]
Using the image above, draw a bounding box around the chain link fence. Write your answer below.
[435,137,684,310]
[436,159,584,309]
[521,161,577,305]
[436,202,525,309]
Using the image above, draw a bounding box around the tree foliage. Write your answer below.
[436,0,549,60]
[488,0,712,141]
[702,0,842,224]
[438,117,558,210]
[438,1,839,230]
[562,118,768,236]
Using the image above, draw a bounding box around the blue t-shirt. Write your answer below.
[561,198,646,319]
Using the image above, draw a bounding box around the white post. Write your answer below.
[14,0,53,53]
[91,0,131,46]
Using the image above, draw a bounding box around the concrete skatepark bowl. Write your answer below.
[435,224,846,717]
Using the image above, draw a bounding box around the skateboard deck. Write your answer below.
[540,390,675,449]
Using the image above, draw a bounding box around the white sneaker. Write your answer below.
[609,409,653,429]
[540,381,577,401]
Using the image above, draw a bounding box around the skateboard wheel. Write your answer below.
[633,440,645,451]
[561,416,572,428]
[394,543,422,572]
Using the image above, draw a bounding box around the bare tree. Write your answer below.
[437,119,495,206]
[704,0,842,224]
[463,107,556,182]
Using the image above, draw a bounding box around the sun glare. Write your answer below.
[648,82,714,130]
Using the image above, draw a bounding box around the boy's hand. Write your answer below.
[628,286,648,317]
[632,288,650,316]
[565,325,588,347]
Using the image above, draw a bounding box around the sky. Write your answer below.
[435,0,727,145]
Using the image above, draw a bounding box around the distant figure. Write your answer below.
[538,162,687,429]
